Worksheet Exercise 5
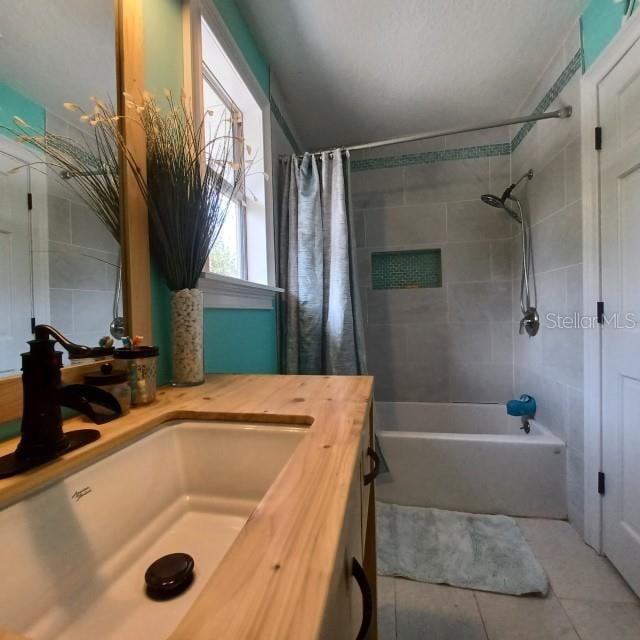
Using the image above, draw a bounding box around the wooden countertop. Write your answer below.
[0,374,374,640]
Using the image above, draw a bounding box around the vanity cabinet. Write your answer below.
[319,410,378,640]
[0,375,376,640]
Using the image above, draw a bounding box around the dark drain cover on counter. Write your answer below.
[145,553,194,599]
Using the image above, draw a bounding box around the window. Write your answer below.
[198,15,271,287]
[202,66,246,279]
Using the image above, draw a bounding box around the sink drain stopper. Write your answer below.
[145,553,194,599]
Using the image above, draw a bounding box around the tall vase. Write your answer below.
[171,288,204,386]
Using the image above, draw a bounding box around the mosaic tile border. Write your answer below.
[511,48,583,151]
[270,96,301,153]
[351,48,583,172]
[351,143,511,171]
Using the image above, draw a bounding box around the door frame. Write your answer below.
[581,10,640,552]
[0,135,50,329]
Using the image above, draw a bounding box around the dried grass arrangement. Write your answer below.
[102,90,244,291]
[110,89,246,385]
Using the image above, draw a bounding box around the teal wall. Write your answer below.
[211,0,270,95]
[143,0,184,385]
[204,307,278,373]
[0,82,45,137]
[581,0,638,69]
[144,0,278,379]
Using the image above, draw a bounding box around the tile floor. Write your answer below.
[378,518,640,640]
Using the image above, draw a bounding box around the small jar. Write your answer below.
[84,362,131,415]
[114,345,159,405]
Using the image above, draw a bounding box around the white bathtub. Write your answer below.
[376,402,567,519]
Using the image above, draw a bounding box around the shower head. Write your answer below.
[481,193,504,208]
[481,169,533,223]
[480,192,523,223]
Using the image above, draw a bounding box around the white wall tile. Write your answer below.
[444,242,491,283]
[532,201,582,273]
[490,240,512,281]
[47,195,71,244]
[404,159,491,205]
[70,201,118,253]
[529,150,566,225]
[491,321,514,366]
[449,361,513,403]
[448,322,492,363]
[49,289,73,334]
[352,167,404,209]
[367,288,448,325]
[365,204,446,247]
[447,201,513,241]
[448,282,512,322]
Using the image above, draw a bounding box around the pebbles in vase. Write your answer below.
[171,288,204,386]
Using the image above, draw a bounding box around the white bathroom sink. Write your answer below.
[0,420,307,640]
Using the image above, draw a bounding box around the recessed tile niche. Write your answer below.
[371,249,442,290]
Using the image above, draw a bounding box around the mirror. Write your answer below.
[0,1,121,375]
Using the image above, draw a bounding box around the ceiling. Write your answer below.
[235,0,586,150]
[0,1,116,124]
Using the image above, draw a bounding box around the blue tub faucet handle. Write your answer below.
[506,394,537,418]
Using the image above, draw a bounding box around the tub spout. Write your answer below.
[520,415,533,434]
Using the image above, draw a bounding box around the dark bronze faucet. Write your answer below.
[0,325,122,479]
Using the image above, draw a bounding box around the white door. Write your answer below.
[0,150,33,375]
[600,34,640,596]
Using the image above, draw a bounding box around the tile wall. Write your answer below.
[351,23,586,535]
[510,25,585,534]
[352,129,516,404]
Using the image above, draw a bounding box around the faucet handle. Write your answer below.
[56,384,122,425]
[34,324,114,359]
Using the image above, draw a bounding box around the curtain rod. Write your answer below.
[289,106,572,158]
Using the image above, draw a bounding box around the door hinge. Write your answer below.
[597,301,604,324]
[598,471,606,495]
[595,126,602,151]
[27,192,33,211]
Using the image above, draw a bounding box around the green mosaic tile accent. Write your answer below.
[372,249,442,290]
[351,143,510,172]
[511,48,583,151]
[270,96,301,153]
[351,48,582,171]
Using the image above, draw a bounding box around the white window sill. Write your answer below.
[198,272,283,310]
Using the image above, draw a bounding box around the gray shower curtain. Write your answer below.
[277,151,367,375]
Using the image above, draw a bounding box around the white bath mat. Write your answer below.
[376,502,549,596]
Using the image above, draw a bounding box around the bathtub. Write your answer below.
[375,402,567,519]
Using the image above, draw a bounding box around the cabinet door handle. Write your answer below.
[363,447,380,486]
[351,557,373,640]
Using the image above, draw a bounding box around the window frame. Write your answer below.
[201,64,248,280]
[183,0,280,309]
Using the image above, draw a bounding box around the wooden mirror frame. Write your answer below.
[115,0,151,342]
[0,0,151,425]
